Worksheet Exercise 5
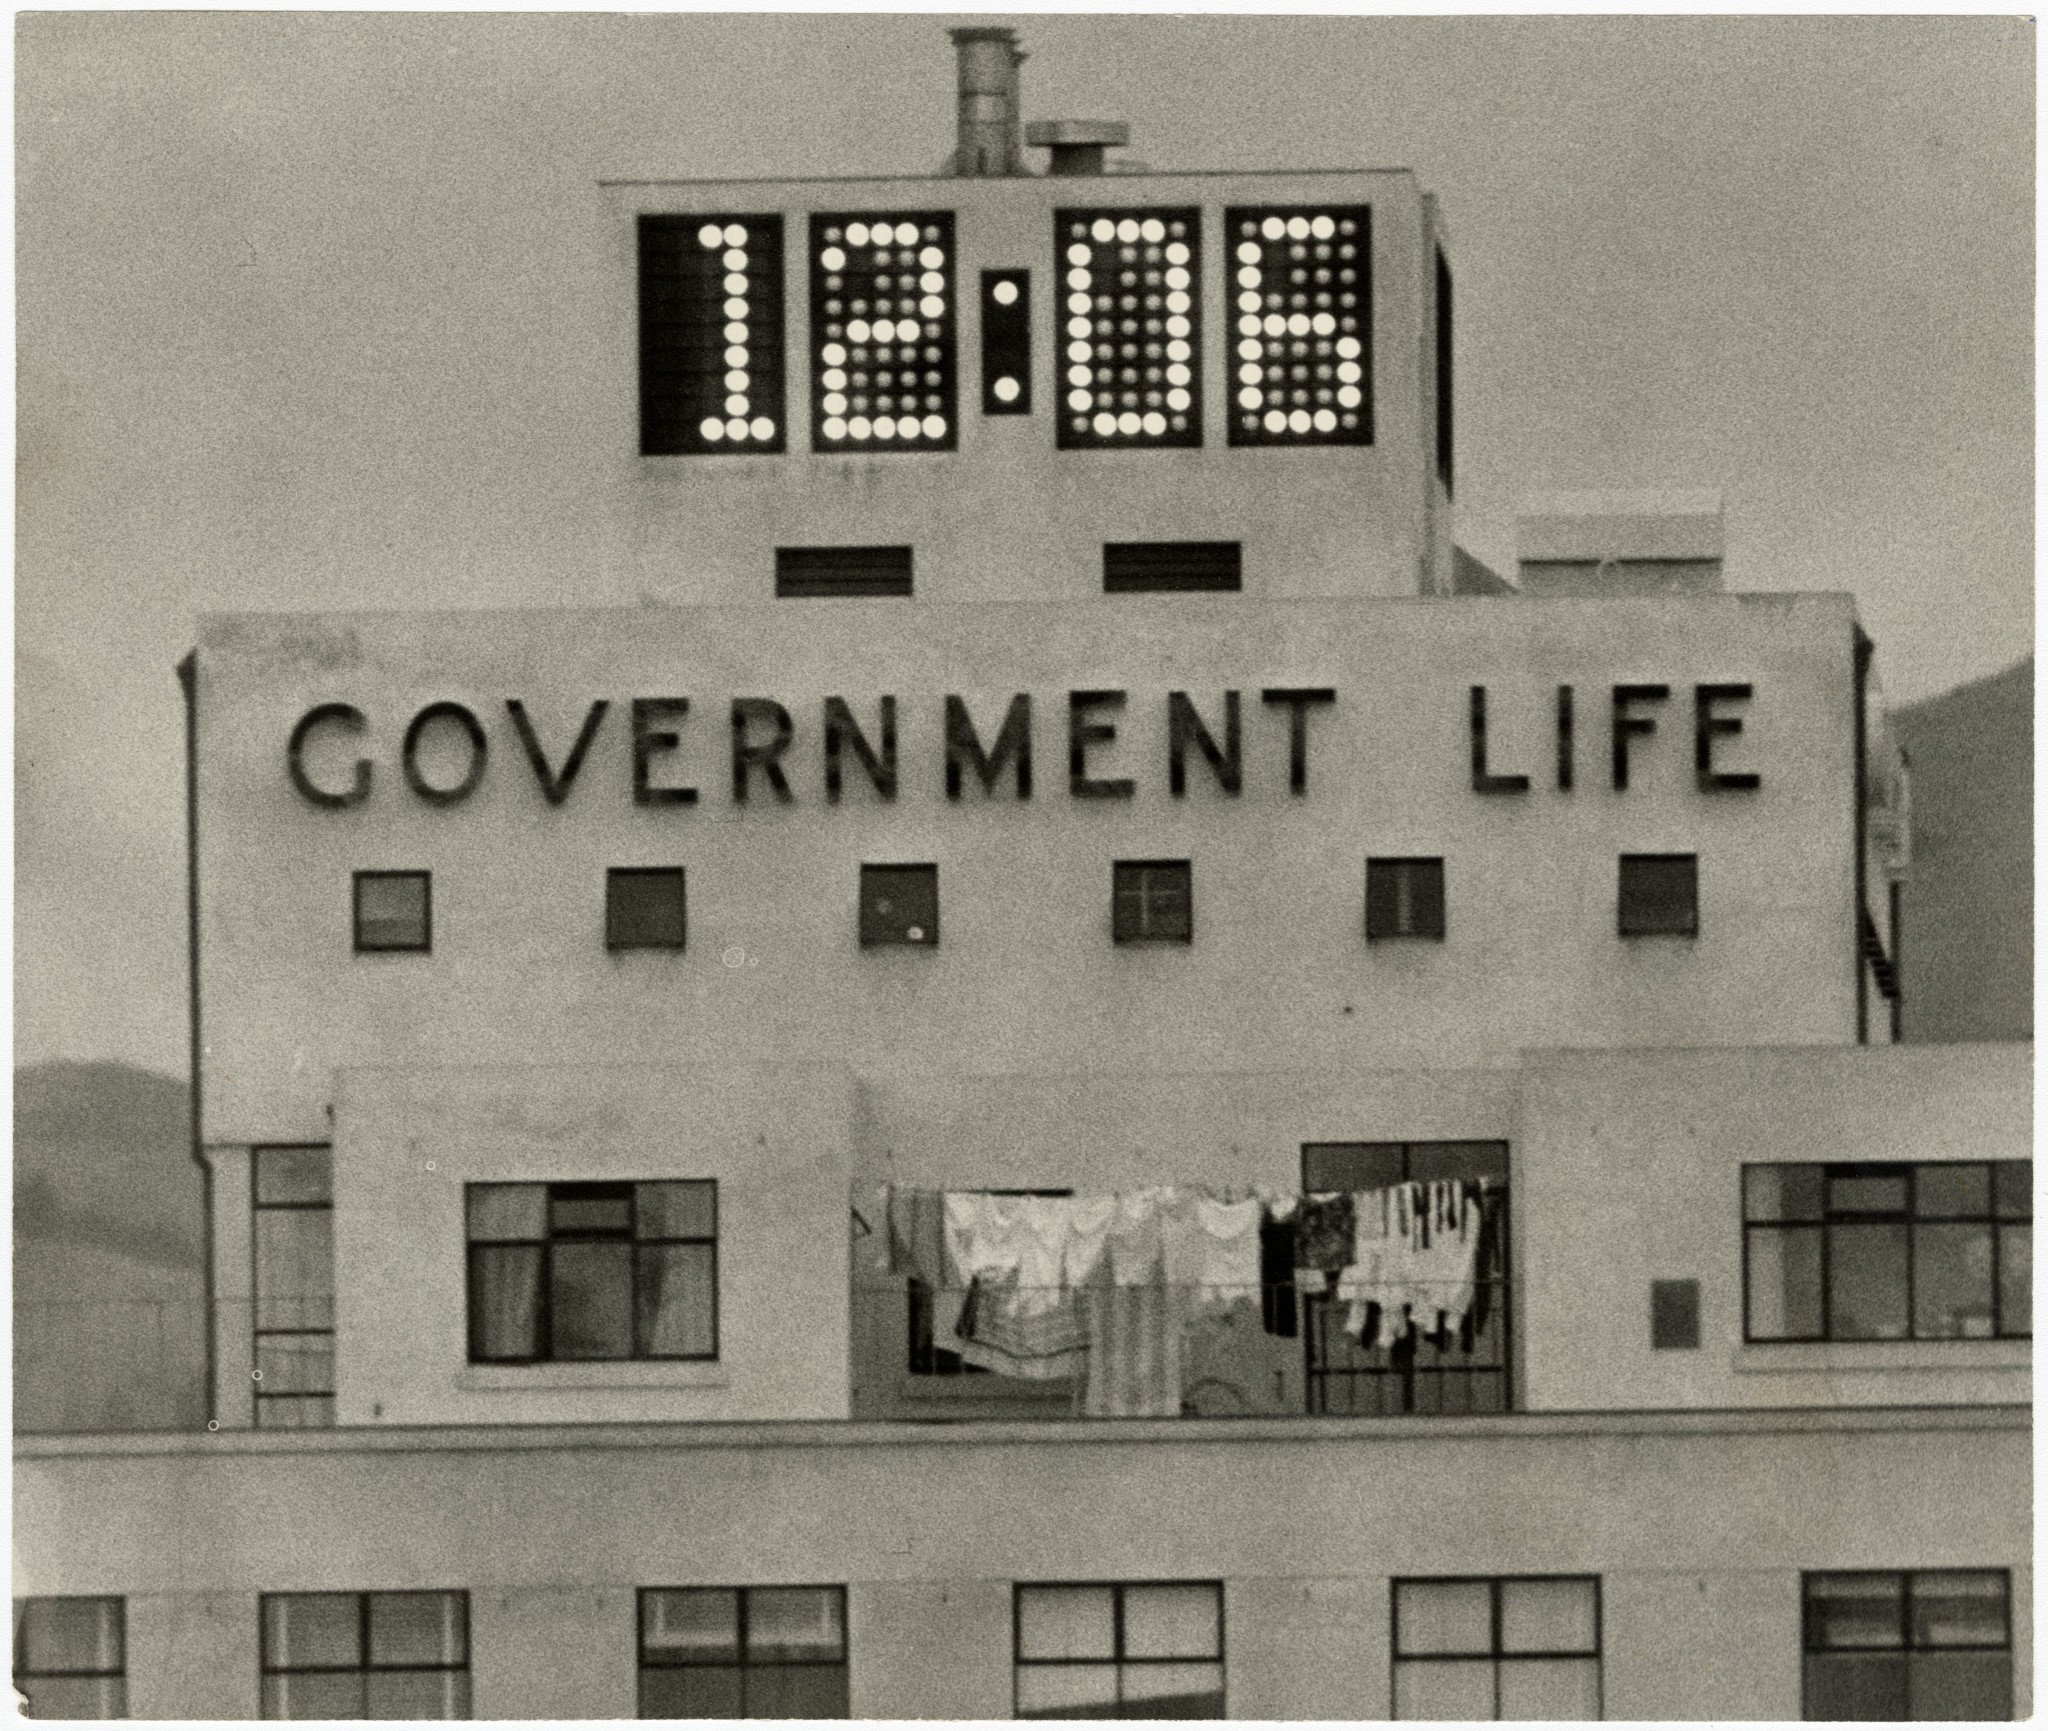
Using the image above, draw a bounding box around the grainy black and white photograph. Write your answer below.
[13,11,2034,1722]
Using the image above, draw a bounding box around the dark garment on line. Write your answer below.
[1298,1192,1357,1272]
[1259,1211,1298,1337]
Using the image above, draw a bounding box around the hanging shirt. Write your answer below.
[1195,1196,1262,1309]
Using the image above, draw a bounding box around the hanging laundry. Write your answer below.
[1194,1196,1262,1311]
[946,1193,1090,1379]
[1336,1180,1489,1346]
[1297,1191,1357,1271]
[886,1184,950,1290]
[1079,1274,1184,1418]
[1258,1203,1300,1338]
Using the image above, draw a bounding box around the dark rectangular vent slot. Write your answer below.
[775,546,914,598]
[1103,542,1242,594]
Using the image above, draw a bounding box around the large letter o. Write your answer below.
[402,702,488,806]
[287,704,372,808]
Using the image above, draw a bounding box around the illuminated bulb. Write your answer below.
[1312,312,1336,336]
[1289,408,1312,432]
[699,416,724,440]
[1166,316,1191,339]
[822,369,846,391]
[1262,216,1285,240]
[921,246,945,268]
[1337,360,1363,384]
[1237,292,1262,313]
[725,322,749,345]
[821,246,846,271]
[1311,214,1336,239]
[1168,340,1191,362]
[1069,389,1093,411]
[822,343,847,366]
[920,296,944,318]
[897,319,921,343]
[1142,411,1166,435]
[1117,410,1141,434]
[1067,317,1092,339]
[923,414,947,438]
[724,297,748,321]
[993,376,1021,402]
[1236,339,1261,360]
[1068,365,1092,387]
[725,345,748,368]
[1237,315,1261,337]
[1116,219,1140,243]
[1263,314,1285,336]
[1236,267,1261,288]
[1336,336,1362,359]
[993,279,1020,306]
[1067,341,1091,362]
[726,417,749,439]
[823,416,847,441]
[723,249,747,271]
[1287,216,1310,240]
[1068,243,1093,265]
[723,274,748,297]
[1093,411,1117,434]
[721,224,746,248]
[1237,242,1262,264]
[751,417,774,441]
[824,393,847,416]
[1288,313,1310,336]
[1313,408,1337,431]
[874,416,896,439]
[847,222,871,246]
[697,224,724,249]
[1166,388,1191,412]
[1165,242,1189,265]
[849,416,872,439]
[1067,269,1092,291]
[1337,384,1362,408]
[920,272,945,293]
[848,319,871,342]
[1238,363,1262,383]
[724,370,749,392]
[1239,387,1262,409]
[894,223,919,246]
[1167,363,1191,386]
[724,394,748,416]
[1264,409,1287,432]
[873,319,897,343]
[1140,217,1165,243]
[1091,219,1115,242]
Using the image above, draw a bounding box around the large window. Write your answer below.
[1014,1582,1224,1719]
[1744,1161,2031,1342]
[638,1587,848,1719]
[1223,205,1370,446]
[1392,1577,1600,1721]
[253,1145,335,1428]
[1803,1571,2011,1720]
[1055,209,1202,450]
[810,212,955,450]
[259,1592,469,1720]
[638,214,786,455]
[466,1181,717,1363]
[14,1597,125,1719]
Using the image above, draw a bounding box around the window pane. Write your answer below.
[19,1599,122,1674]
[18,1675,126,1719]
[639,1665,742,1719]
[550,1191,632,1235]
[468,1245,543,1360]
[357,874,428,947]
[1146,872,1192,938]
[1393,1659,1494,1721]
[744,1663,850,1719]
[1992,1161,2032,1220]
[637,1181,716,1240]
[1914,1165,1991,1219]
[1118,1660,1224,1718]
[263,1593,362,1669]
[263,1672,366,1720]
[1745,1164,1824,1223]
[1409,1142,1509,1184]
[1807,1574,1904,1649]
[1302,1144,1405,1193]
[607,869,686,950]
[1396,1580,1493,1657]
[1910,1572,2009,1648]
[1499,1579,1597,1655]
[256,1209,335,1331]
[638,1244,716,1357]
[255,1146,333,1207]
[1805,1652,1908,1720]
[1017,1587,1115,1661]
[1907,1651,2012,1721]
[257,1334,334,1395]
[1913,1224,1997,1338]
[1829,1223,1910,1339]
[1998,1226,2030,1335]
[368,1593,465,1667]
[465,1185,545,1243]
[746,1589,844,1663]
[1017,1664,1119,1719]
[1618,854,1695,934]
[1830,1172,1909,1215]
[255,1394,336,1430]
[366,1669,470,1720]
[1498,1657,1600,1720]
[550,1241,634,1358]
[1746,1226,1822,1339]
[1121,1585,1221,1660]
[642,1590,739,1664]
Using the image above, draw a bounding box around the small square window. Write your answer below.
[860,864,938,947]
[1366,858,1446,941]
[1650,1278,1701,1350]
[353,871,430,953]
[1113,861,1192,944]
[1618,854,1698,937]
[608,868,687,951]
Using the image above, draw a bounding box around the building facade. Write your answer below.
[15,30,2029,1722]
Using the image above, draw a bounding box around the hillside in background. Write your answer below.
[1893,657,2033,1044]
[14,1060,206,1431]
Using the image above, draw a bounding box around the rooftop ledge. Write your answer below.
[16,1404,2027,1462]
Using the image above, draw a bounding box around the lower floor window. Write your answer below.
[260,1591,469,1719]
[14,1597,125,1719]
[1392,1576,1601,1720]
[638,1587,848,1719]
[1014,1582,1224,1719]
[1803,1570,2011,1720]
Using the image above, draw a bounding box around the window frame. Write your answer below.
[352,870,431,954]
[1112,860,1193,945]
[1390,1575,1602,1721]
[1741,1160,2031,1344]
[636,1585,849,1721]
[859,863,939,948]
[1616,852,1698,938]
[13,1596,127,1720]
[258,1590,470,1721]
[252,1144,336,1429]
[1013,1580,1226,1720]
[1800,1569,2012,1721]
[606,867,688,952]
[1365,857,1447,942]
[1221,203,1373,448]
[465,1180,720,1365]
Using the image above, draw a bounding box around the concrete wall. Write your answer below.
[326,1064,853,1427]
[604,171,1438,606]
[1516,1042,2032,1412]
[195,593,1860,1145]
[15,1410,2029,1720]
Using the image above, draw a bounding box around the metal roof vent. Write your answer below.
[948,27,1027,177]
[1025,119,1131,177]
[1516,489,1726,596]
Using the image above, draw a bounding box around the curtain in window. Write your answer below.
[638,1243,716,1356]
[468,1245,543,1360]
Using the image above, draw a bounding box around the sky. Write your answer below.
[14,12,2035,1075]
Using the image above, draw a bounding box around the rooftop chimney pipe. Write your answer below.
[950,27,1026,177]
